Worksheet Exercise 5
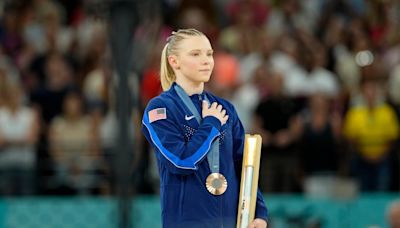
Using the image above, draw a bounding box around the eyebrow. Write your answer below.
[189,49,214,52]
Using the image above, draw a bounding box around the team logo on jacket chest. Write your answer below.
[184,115,195,121]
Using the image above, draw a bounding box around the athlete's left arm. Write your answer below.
[231,104,269,223]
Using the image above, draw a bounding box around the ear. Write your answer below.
[168,55,180,70]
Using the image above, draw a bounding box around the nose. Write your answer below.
[201,55,212,65]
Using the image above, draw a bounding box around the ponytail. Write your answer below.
[160,44,175,91]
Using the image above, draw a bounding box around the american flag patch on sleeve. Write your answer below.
[148,108,167,123]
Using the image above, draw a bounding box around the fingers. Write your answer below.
[216,104,222,112]
[247,222,257,228]
[207,102,223,112]
[221,109,226,116]
[202,101,229,125]
[248,218,267,228]
[202,100,209,109]
[221,115,229,125]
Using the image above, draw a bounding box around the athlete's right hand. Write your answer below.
[202,101,229,125]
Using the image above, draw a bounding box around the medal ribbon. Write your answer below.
[174,84,220,174]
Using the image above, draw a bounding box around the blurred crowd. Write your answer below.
[0,0,400,197]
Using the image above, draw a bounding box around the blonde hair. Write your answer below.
[160,28,205,91]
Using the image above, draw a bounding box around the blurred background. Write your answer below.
[0,0,400,227]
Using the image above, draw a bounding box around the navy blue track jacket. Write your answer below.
[142,83,268,228]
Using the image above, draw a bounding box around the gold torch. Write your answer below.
[236,134,262,228]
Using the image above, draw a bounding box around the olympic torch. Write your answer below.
[237,134,262,228]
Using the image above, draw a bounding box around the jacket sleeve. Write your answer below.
[231,104,269,222]
[142,98,222,175]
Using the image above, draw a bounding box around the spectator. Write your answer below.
[269,34,309,97]
[30,52,75,124]
[232,63,269,130]
[252,71,302,192]
[219,4,263,56]
[303,38,340,98]
[226,0,269,27]
[0,81,39,195]
[343,78,399,191]
[0,3,23,61]
[48,90,104,194]
[209,50,240,98]
[297,94,342,180]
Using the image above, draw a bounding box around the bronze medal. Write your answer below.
[206,173,228,195]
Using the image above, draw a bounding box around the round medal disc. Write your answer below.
[206,173,228,195]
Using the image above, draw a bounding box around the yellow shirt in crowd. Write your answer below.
[343,103,399,161]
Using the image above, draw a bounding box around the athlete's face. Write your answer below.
[169,35,214,84]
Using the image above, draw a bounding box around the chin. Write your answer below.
[201,77,211,83]
[199,73,212,82]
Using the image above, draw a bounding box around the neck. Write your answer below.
[66,113,80,121]
[175,78,204,96]
[7,103,19,114]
